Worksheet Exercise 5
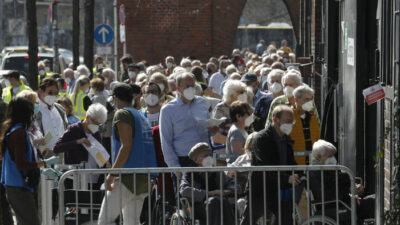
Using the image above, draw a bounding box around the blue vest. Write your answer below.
[112,107,157,171]
[1,124,35,192]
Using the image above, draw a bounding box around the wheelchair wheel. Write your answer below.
[301,215,337,225]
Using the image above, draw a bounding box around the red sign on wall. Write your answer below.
[362,84,386,105]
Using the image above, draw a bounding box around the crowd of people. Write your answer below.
[0,40,373,225]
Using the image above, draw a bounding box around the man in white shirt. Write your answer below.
[36,78,68,156]
[208,59,230,95]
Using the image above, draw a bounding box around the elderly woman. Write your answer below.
[211,80,247,145]
[148,72,174,103]
[54,103,108,188]
[226,101,253,164]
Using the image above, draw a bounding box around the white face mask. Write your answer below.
[166,62,173,68]
[128,71,136,79]
[203,71,209,79]
[245,114,254,127]
[74,71,80,79]
[39,70,45,76]
[238,65,244,71]
[156,83,165,92]
[45,67,50,72]
[131,98,136,107]
[44,95,57,106]
[237,93,248,103]
[183,87,195,101]
[324,157,337,165]
[222,68,227,74]
[144,94,159,106]
[185,67,191,72]
[202,156,214,167]
[87,124,99,134]
[284,86,294,97]
[270,82,282,94]
[104,78,108,84]
[65,77,71,84]
[280,123,293,135]
[4,79,11,87]
[97,63,104,69]
[301,100,314,111]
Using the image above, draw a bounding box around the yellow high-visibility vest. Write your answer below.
[2,81,32,103]
[72,90,88,120]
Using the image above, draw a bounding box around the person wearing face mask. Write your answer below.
[93,55,106,75]
[265,70,320,127]
[226,101,253,165]
[2,70,32,104]
[290,85,320,165]
[160,72,217,174]
[63,68,76,95]
[98,83,157,225]
[180,142,240,225]
[54,103,108,188]
[118,55,133,81]
[217,64,238,96]
[241,72,268,107]
[71,76,92,120]
[124,63,140,84]
[240,105,301,225]
[148,72,174,103]
[36,78,68,156]
[208,59,230,96]
[253,69,285,131]
[180,58,192,73]
[164,56,175,76]
[140,83,162,127]
[212,80,247,148]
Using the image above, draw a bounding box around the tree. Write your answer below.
[84,0,94,77]
[72,0,80,69]
[27,0,38,90]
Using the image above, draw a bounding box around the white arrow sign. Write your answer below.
[98,27,110,43]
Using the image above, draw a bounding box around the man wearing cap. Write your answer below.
[98,83,157,225]
[180,142,238,225]
[241,72,268,107]
[2,70,32,104]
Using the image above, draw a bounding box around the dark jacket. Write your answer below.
[53,121,101,164]
[248,125,297,210]
[180,171,241,203]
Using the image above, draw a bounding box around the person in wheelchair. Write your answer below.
[309,140,375,225]
[179,142,241,225]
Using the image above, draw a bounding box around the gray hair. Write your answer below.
[282,71,302,87]
[311,140,337,162]
[38,61,45,68]
[86,103,108,124]
[175,72,195,87]
[267,69,285,84]
[222,80,246,103]
[180,58,191,67]
[102,68,116,78]
[63,68,74,77]
[77,64,90,76]
[293,84,314,99]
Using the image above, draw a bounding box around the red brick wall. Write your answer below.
[118,0,302,64]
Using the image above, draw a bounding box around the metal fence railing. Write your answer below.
[56,165,357,225]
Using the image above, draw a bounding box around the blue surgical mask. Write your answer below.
[34,104,40,115]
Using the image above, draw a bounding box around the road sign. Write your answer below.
[97,46,112,55]
[94,24,114,45]
[120,24,126,44]
[362,84,385,105]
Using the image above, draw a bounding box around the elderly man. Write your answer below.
[241,73,268,107]
[218,64,238,96]
[101,68,116,92]
[253,69,285,131]
[180,58,192,72]
[180,143,239,225]
[291,85,320,165]
[240,105,301,225]
[208,59,230,95]
[160,72,216,172]
[63,68,76,95]
[265,70,320,127]
[165,56,175,75]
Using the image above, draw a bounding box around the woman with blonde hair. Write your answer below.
[71,76,92,120]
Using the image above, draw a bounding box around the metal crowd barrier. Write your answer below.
[57,165,357,225]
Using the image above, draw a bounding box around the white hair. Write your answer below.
[180,58,191,67]
[282,71,302,87]
[230,72,241,80]
[260,67,271,76]
[165,56,175,61]
[246,87,254,104]
[136,72,148,83]
[146,65,158,75]
[77,64,90,76]
[63,68,74,76]
[223,80,246,103]
[293,84,314,99]
[173,66,186,74]
[311,140,337,161]
[226,64,237,73]
[86,103,108,124]
[102,68,115,78]
[267,69,285,84]
[38,61,45,68]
